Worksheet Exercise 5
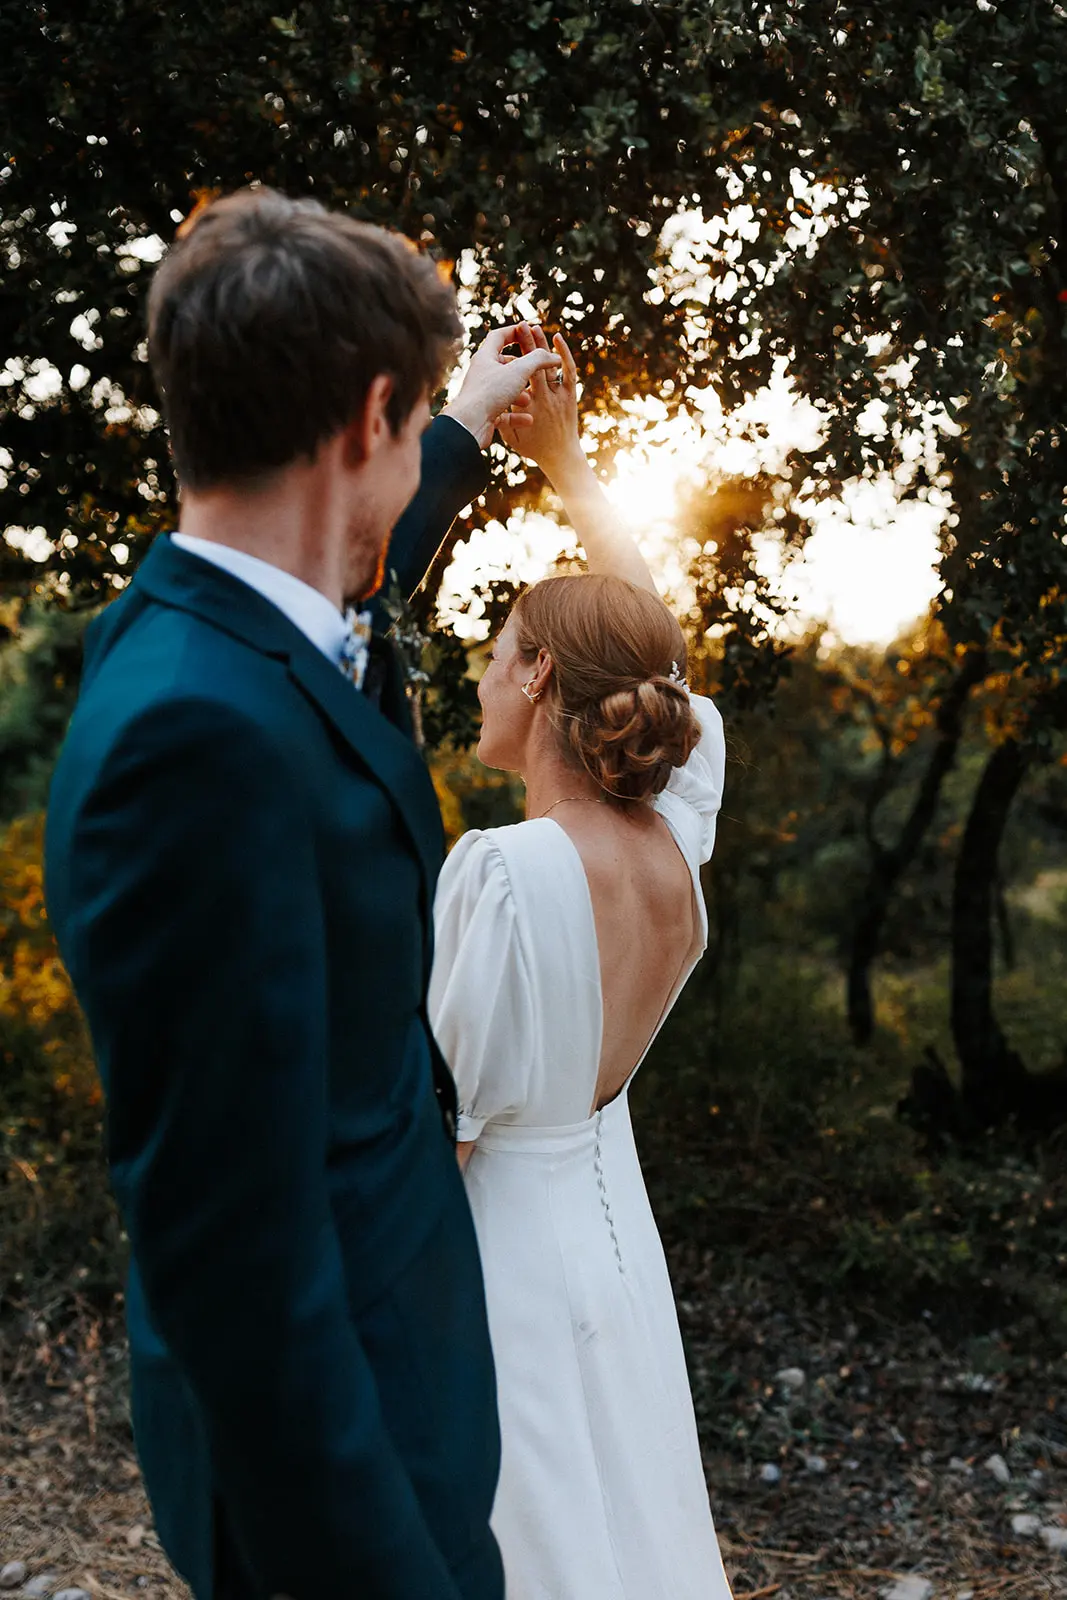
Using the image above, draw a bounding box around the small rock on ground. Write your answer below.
[1040,1525,1067,1553]
[985,1452,1011,1485]
[0,1569,26,1594]
[22,1580,58,1600]
[1010,1512,1042,1537]
[53,1590,92,1600]
[775,1366,806,1391]
[759,1462,781,1484]
[881,1579,933,1600]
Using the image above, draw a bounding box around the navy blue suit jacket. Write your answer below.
[45,418,504,1599]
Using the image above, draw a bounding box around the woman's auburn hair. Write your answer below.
[511,573,701,805]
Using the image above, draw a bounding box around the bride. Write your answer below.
[429,329,733,1600]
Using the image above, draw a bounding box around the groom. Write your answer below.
[44,189,559,1599]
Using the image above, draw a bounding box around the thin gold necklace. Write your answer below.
[536,796,605,821]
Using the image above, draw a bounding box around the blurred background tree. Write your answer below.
[0,0,769,594]
[2,0,1067,1358]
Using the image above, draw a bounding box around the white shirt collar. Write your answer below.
[170,533,348,665]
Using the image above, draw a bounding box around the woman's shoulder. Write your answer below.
[652,691,726,865]
[688,690,725,748]
[437,826,508,898]
[434,829,519,954]
[439,817,564,889]
[438,819,582,919]
[482,815,568,854]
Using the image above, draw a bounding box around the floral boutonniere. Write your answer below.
[380,569,432,750]
[340,607,373,692]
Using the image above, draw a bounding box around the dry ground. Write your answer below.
[3,1253,1066,1600]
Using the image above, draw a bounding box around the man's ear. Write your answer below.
[343,373,394,466]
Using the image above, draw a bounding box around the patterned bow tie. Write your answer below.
[339,607,374,691]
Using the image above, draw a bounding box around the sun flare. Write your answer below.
[438,397,947,651]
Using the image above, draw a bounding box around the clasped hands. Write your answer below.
[442,321,583,482]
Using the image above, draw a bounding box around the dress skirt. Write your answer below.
[463,1089,733,1600]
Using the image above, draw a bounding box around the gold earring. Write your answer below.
[521,681,542,704]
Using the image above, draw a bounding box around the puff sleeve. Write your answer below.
[658,693,727,865]
[430,830,536,1142]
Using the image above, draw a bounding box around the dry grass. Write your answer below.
[3,1302,1066,1600]
[672,1241,1067,1600]
[0,1297,185,1597]
[1,1392,187,1598]
[719,1534,1066,1599]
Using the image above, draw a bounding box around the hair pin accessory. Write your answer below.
[667,660,690,695]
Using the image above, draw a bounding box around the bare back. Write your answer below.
[553,805,697,1112]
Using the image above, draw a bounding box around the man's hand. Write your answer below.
[497,325,583,483]
[442,323,561,449]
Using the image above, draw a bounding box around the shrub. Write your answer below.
[635,949,1067,1350]
[0,815,124,1361]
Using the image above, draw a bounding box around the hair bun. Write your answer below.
[568,678,700,803]
[511,573,702,806]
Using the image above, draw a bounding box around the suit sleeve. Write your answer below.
[69,699,467,1599]
[388,414,489,599]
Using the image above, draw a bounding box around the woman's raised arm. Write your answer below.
[500,327,658,596]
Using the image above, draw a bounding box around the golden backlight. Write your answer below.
[439,370,945,651]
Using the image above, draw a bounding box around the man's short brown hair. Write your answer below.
[147,187,462,490]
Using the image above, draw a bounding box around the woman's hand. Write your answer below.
[498,324,658,594]
[457,1140,477,1173]
[498,326,585,483]
[442,324,560,450]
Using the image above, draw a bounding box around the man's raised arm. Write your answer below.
[388,325,561,598]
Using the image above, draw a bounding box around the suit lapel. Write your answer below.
[132,536,443,907]
[284,639,443,896]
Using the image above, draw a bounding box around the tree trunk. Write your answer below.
[994,871,1016,972]
[846,650,986,1045]
[951,737,1032,1125]
[846,857,896,1046]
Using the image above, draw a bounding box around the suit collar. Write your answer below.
[133,534,443,898]
[134,532,311,661]
[169,531,348,665]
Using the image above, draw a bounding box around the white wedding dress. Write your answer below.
[430,694,733,1600]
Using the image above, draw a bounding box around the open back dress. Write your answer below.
[430,694,732,1600]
